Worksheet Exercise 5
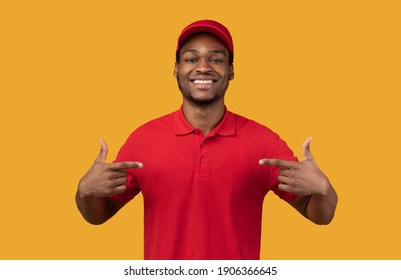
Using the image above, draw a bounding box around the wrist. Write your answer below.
[317,176,330,196]
[77,179,92,199]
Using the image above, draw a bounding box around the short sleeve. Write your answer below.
[268,135,299,202]
[108,137,141,204]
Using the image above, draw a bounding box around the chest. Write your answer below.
[133,134,271,202]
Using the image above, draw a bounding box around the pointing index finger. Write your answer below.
[109,161,143,170]
[259,158,297,168]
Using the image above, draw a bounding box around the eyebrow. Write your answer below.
[182,49,227,55]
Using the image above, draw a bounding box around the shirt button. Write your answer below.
[200,158,206,163]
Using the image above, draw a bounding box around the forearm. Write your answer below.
[305,181,338,225]
[75,190,112,225]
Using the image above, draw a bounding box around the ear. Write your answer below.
[173,62,178,78]
[229,64,234,80]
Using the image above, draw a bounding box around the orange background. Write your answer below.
[1,0,400,259]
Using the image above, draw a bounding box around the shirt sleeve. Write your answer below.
[268,135,299,202]
[107,136,141,205]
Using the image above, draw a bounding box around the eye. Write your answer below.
[210,58,224,63]
[185,58,198,63]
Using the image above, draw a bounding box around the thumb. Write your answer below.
[95,139,108,162]
[302,137,314,161]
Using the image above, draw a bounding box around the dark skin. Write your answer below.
[75,139,142,224]
[260,137,337,225]
[173,33,234,136]
[76,33,337,225]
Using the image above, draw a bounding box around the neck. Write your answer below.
[182,99,225,136]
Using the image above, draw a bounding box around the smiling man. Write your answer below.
[175,32,233,108]
[76,20,338,260]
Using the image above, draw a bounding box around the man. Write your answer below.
[76,20,338,260]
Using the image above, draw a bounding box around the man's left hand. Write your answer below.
[259,137,330,196]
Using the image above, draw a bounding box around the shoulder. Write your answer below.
[126,111,176,140]
[230,111,294,156]
[231,111,278,138]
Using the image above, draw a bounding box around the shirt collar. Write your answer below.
[173,105,236,136]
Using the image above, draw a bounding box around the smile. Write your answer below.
[193,80,214,84]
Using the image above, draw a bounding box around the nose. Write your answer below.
[196,58,211,73]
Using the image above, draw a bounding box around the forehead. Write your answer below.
[180,33,229,54]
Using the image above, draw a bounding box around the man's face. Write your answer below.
[174,33,234,106]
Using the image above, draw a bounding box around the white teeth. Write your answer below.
[194,80,213,84]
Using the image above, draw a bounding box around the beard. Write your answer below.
[177,76,229,107]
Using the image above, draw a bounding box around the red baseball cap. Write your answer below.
[176,20,234,56]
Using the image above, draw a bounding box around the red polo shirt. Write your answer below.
[109,107,297,259]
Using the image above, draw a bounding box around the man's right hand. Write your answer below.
[78,139,143,198]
